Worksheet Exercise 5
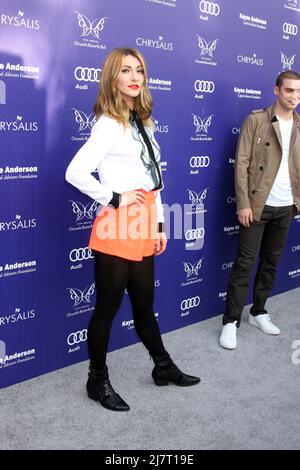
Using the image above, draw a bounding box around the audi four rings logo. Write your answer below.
[67,329,88,346]
[74,67,101,82]
[283,23,298,35]
[199,1,220,16]
[69,247,94,262]
[181,296,201,311]
[190,156,210,168]
[194,80,215,93]
[185,228,205,240]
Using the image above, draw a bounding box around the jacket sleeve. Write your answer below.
[235,115,256,211]
[65,117,123,206]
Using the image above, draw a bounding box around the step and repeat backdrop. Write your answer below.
[1,0,299,388]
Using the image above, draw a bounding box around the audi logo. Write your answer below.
[283,23,298,35]
[190,156,210,168]
[199,1,220,16]
[185,228,205,241]
[74,67,101,82]
[67,329,88,346]
[181,296,200,311]
[69,247,94,262]
[232,127,240,135]
[194,80,215,93]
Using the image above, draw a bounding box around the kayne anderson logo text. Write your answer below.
[0,346,36,367]
[288,268,300,279]
[234,86,262,100]
[0,10,40,30]
[0,214,37,232]
[237,53,264,67]
[0,62,39,80]
[0,115,38,132]
[122,312,159,330]
[239,13,267,30]
[224,224,239,236]
[147,77,172,91]
[0,259,37,278]
[136,35,174,51]
[74,11,107,50]
[0,165,38,181]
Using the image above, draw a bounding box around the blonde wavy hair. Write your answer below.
[93,47,153,127]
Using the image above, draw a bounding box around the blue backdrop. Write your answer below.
[1,0,299,388]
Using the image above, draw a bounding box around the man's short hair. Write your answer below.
[276,70,300,88]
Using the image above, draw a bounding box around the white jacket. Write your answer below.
[66,114,164,223]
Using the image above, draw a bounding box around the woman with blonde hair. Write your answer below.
[66,47,200,412]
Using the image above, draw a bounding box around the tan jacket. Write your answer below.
[235,105,300,221]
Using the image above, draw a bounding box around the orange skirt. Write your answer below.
[89,190,158,261]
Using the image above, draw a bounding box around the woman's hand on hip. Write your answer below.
[119,190,145,207]
[154,232,167,256]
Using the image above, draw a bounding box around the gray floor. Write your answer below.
[1,288,300,450]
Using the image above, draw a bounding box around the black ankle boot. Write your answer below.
[86,366,130,411]
[152,352,201,386]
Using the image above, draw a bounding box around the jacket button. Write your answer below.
[260,166,263,170]
[252,190,256,194]
[265,142,270,146]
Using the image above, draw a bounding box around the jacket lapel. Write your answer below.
[271,118,282,149]
[289,112,300,155]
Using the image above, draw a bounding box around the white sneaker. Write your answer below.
[248,313,280,335]
[220,321,237,349]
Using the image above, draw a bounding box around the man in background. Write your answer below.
[220,71,300,349]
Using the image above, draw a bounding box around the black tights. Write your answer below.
[88,251,166,370]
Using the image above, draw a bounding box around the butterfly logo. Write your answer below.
[196,36,218,57]
[67,283,95,306]
[183,258,203,278]
[72,108,96,131]
[70,200,99,221]
[188,188,209,206]
[192,113,213,134]
[280,52,296,71]
[75,11,107,39]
